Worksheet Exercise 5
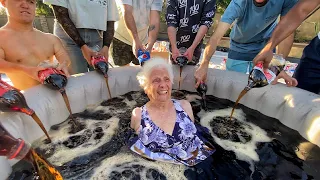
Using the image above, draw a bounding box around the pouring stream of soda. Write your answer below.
[0,80,52,142]
[91,45,112,99]
[230,57,285,119]
[0,124,63,179]
[177,56,188,90]
[38,68,81,133]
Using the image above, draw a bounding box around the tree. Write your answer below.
[36,0,53,16]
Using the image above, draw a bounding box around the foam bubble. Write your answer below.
[91,153,187,180]
[33,117,120,166]
[199,108,271,170]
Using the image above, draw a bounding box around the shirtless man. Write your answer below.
[0,0,70,90]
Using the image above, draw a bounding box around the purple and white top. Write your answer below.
[130,99,215,166]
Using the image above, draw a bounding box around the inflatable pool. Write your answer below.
[0,65,319,179]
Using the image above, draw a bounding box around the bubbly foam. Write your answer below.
[91,153,187,180]
[199,108,271,169]
[33,116,120,166]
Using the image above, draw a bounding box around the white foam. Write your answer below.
[199,108,271,171]
[33,116,120,166]
[91,153,187,180]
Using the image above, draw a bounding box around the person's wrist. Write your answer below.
[80,44,88,51]
[200,59,210,67]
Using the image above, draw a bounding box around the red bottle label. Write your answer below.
[38,68,65,84]
[91,56,107,68]
[0,81,13,96]
[254,63,276,84]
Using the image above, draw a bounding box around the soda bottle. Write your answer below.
[196,81,208,110]
[0,80,51,142]
[137,49,150,66]
[90,45,112,99]
[230,54,285,119]
[0,124,63,180]
[38,68,67,93]
[38,65,80,133]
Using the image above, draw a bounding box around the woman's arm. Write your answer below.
[131,107,142,132]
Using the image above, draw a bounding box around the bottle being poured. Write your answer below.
[176,47,188,90]
[138,49,151,66]
[196,81,208,111]
[38,61,81,133]
[230,54,286,119]
[0,80,51,142]
[90,45,112,99]
[0,123,63,180]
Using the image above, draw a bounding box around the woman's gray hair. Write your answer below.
[137,58,174,89]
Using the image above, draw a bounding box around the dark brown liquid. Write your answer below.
[230,89,249,119]
[28,149,63,180]
[31,113,51,142]
[60,91,81,132]
[178,67,182,90]
[105,78,112,99]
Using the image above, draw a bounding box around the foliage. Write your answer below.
[36,0,53,16]
[0,0,53,16]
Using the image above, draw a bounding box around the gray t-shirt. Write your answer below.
[43,0,119,31]
[114,0,163,46]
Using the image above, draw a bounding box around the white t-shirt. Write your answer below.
[114,0,162,46]
[43,0,119,31]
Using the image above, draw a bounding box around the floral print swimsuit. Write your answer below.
[130,99,215,166]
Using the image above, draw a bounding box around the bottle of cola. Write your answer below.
[196,81,208,110]
[138,49,151,66]
[0,124,63,179]
[0,80,52,142]
[91,55,109,78]
[38,68,67,93]
[246,55,285,90]
[90,45,109,78]
[0,80,34,115]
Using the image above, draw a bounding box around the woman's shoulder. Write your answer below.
[175,99,191,108]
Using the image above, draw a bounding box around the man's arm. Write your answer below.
[51,5,95,64]
[277,32,294,58]
[146,10,160,52]
[50,34,71,76]
[254,0,320,68]
[99,21,115,61]
[0,48,45,81]
[166,0,180,61]
[185,0,216,61]
[201,22,231,65]
[122,4,144,57]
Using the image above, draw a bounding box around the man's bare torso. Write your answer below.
[0,27,56,90]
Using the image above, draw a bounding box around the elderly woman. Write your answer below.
[129,58,216,178]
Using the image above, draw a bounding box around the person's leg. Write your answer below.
[53,21,88,74]
[110,38,137,66]
[293,61,320,94]
[188,46,202,65]
[226,58,251,73]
